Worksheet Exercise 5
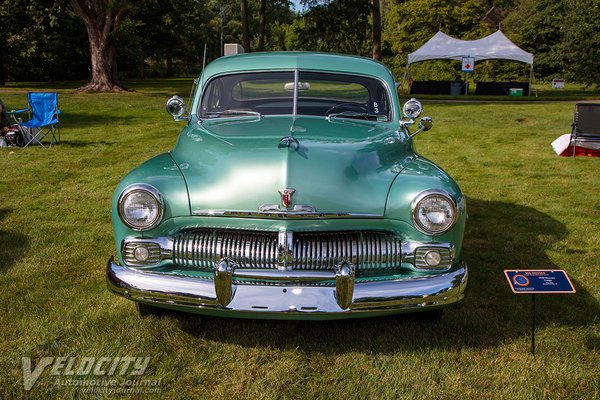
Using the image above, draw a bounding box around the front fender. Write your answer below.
[385,156,466,256]
[111,153,190,255]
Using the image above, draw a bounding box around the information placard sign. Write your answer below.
[552,78,565,89]
[462,57,475,73]
[504,270,576,294]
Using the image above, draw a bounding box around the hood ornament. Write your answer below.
[258,188,315,213]
[278,188,295,209]
[278,136,299,150]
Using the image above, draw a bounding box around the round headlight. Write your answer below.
[118,184,164,231]
[412,190,457,235]
[402,98,423,119]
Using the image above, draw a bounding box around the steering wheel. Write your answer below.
[325,102,367,115]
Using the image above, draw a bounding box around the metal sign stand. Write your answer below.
[504,270,576,357]
[531,294,536,355]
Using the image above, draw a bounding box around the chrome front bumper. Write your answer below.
[107,259,467,319]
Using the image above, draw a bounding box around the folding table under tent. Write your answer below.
[402,30,534,95]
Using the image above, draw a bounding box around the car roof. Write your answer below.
[201,51,395,82]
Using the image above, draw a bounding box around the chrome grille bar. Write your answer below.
[172,229,402,271]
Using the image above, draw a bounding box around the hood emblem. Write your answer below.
[278,188,296,209]
[278,136,299,150]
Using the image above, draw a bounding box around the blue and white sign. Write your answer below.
[462,57,475,73]
[504,270,576,294]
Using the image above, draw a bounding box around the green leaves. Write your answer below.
[504,0,600,86]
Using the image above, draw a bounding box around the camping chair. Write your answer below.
[9,92,60,148]
[571,103,600,156]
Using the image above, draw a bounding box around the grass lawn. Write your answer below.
[1,80,599,399]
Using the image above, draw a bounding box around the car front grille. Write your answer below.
[172,229,402,272]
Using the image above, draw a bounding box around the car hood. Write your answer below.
[170,116,405,216]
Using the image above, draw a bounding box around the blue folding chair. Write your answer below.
[10,92,60,148]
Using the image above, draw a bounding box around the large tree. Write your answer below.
[258,0,267,51]
[504,0,600,86]
[289,0,371,55]
[69,0,130,92]
[371,0,381,60]
[240,0,251,51]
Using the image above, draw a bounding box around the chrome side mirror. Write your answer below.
[407,116,433,138]
[418,116,432,132]
[166,96,189,121]
[398,97,432,139]
[401,116,433,139]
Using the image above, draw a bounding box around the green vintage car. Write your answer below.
[107,52,468,320]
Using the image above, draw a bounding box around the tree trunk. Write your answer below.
[79,28,125,92]
[0,42,5,86]
[258,0,266,51]
[240,0,251,52]
[166,48,174,77]
[70,0,128,92]
[371,0,382,61]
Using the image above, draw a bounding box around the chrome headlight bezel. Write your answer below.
[411,189,458,235]
[117,184,164,232]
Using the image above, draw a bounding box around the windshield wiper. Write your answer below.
[326,111,384,121]
[204,109,262,118]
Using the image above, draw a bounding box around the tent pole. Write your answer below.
[401,64,410,94]
[529,64,534,97]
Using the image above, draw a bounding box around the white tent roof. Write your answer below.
[407,31,533,65]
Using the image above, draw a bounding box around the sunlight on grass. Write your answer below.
[1,82,599,399]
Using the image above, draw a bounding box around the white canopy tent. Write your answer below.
[403,31,534,94]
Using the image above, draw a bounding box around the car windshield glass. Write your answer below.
[298,71,390,121]
[200,72,294,118]
[200,71,390,121]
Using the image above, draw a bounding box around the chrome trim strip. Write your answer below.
[258,204,316,213]
[293,69,299,116]
[192,210,383,219]
[277,231,293,270]
[107,258,467,316]
[233,269,335,281]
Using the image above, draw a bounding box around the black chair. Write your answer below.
[571,103,600,156]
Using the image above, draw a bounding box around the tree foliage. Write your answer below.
[1,0,599,87]
[287,0,371,55]
[0,0,88,84]
[504,0,600,86]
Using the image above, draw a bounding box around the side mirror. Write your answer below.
[166,96,188,121]
[398,97,432,139]
[418,116,432,132]
[401,116,433,139]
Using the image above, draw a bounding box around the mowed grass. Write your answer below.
[1,80,599,399]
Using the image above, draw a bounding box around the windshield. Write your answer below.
[199,71,391,121]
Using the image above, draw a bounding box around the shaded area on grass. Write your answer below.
[0,208,31,272]
[57,140,116,148]
[165,197,600,354]
[61,112,140,130]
